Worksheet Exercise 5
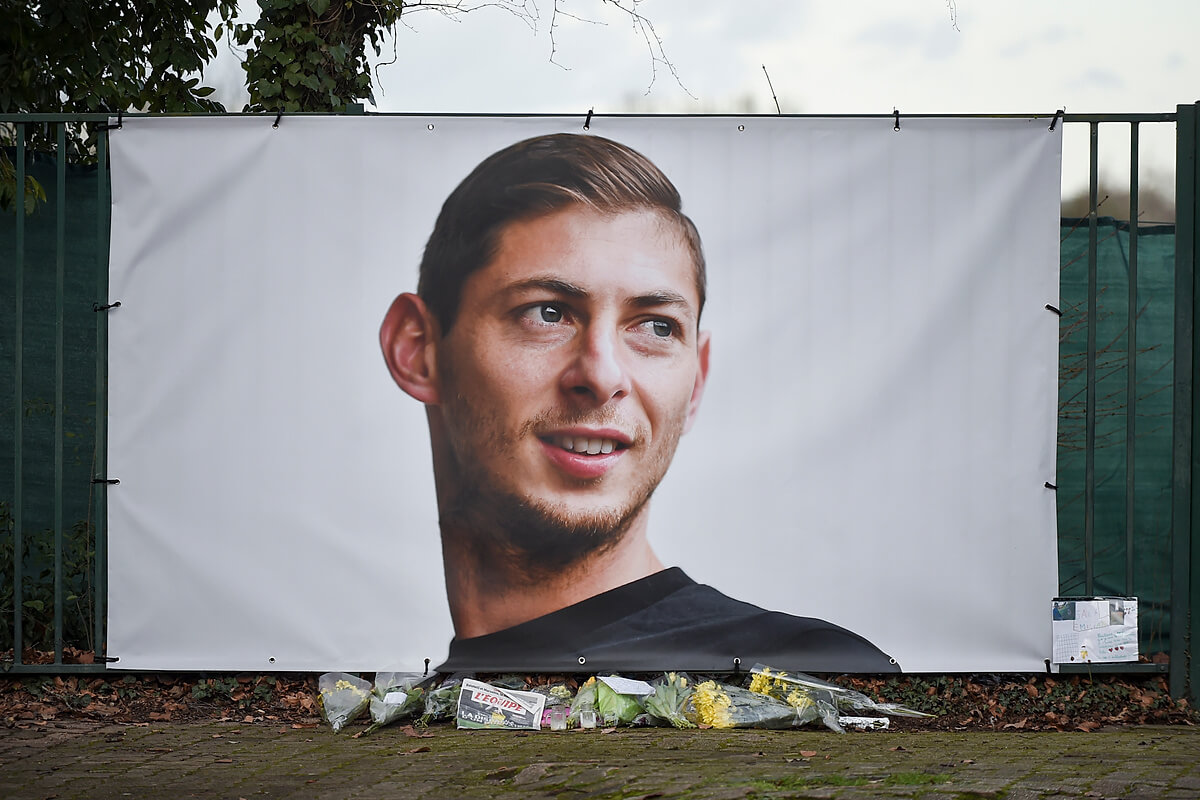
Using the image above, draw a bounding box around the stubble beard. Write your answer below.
[438,399,684,585]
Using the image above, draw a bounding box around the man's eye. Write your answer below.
[649,319,675,338]
[522,304,565,324]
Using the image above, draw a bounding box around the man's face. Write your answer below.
[431,205,709,561]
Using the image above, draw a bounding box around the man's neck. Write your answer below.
[440,518,664,640]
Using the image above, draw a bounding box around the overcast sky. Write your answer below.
[206,0,1198,198]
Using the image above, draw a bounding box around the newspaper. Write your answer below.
[456,678,546,730]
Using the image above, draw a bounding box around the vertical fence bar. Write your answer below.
[1085,121,1099,596]
[54,124,66,663]
[94,125,109,661]
[1126,123,1139,596]
[1172,102,1199,701]
[1176,100,1200,700]
[12,125,25,666]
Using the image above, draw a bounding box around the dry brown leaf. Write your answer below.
[405,746,432,753]
[400,725,433,738]
[800,750,818,757]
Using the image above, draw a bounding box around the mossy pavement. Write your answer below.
[2,720,1198,799]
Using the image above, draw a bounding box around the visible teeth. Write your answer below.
[555,435,619,454]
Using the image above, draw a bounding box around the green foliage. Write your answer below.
[230,0,403,111]
[192,676,239,702]
[0,1,235,150]
[0,502,97,654]
[0,149,47,215]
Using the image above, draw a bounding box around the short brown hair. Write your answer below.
[418,133,706,333]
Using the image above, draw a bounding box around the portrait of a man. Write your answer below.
[379,133,899,674]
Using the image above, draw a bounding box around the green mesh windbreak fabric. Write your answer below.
[1058,217,1176,656]
[0,152,104,651]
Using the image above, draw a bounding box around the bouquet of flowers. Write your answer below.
[682,680,795,729]
[596,676,650,726]
[748,663,932,733]
[643,672,696,729]
[419,678,464,725]
[317,672,372,732]
[362,672,427,735]
[567,677,598,727]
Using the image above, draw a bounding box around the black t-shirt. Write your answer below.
[438,567,900,674]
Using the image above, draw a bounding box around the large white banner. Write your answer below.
[107,115,1061,672]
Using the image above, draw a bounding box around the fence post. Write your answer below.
[1172,101,1200,702]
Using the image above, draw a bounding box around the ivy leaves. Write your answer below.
[230,0,401,112]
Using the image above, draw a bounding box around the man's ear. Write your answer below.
[380,292,441,405]
[682,330,710,434]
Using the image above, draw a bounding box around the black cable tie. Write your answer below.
[272,110,283,129]
[893,108,900,131]
[1045,481,1057,490]
[96,110,123,132]
[423,657,430,677]
[93,301,122,312]
[92,478,120,485]
[1044,658,1052,675]
[97,655,120,663]
[1045,303,1062,316]
[732,657,742,674]
[583,107,594,131]
[1049,109,1064,131]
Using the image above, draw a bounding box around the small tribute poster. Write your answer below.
[1051,597,1139,664]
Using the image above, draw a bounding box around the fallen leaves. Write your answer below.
[400,725,433,738]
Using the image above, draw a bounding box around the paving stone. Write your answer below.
[0,722,1198,800]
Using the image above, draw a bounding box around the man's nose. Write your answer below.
[560,325,631,404]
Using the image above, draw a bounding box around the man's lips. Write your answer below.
[537,429,631,479]
[543,433,628,455]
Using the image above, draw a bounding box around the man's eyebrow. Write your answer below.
[504,277,589,298]
[628,290,691,311]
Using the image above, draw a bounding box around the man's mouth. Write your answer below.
[544,435,627,455]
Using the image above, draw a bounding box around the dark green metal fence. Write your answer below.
[2,113,111,674]
[2,108,1198,700]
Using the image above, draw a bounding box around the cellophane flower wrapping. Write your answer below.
[748,663,932,733]
[317,672,372,732]
[365,672,427,733]
[682,680,795,729]
[595,677,648,726]
[567,677,598,727]
[420,678,463,725]
[643,672,696,729]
